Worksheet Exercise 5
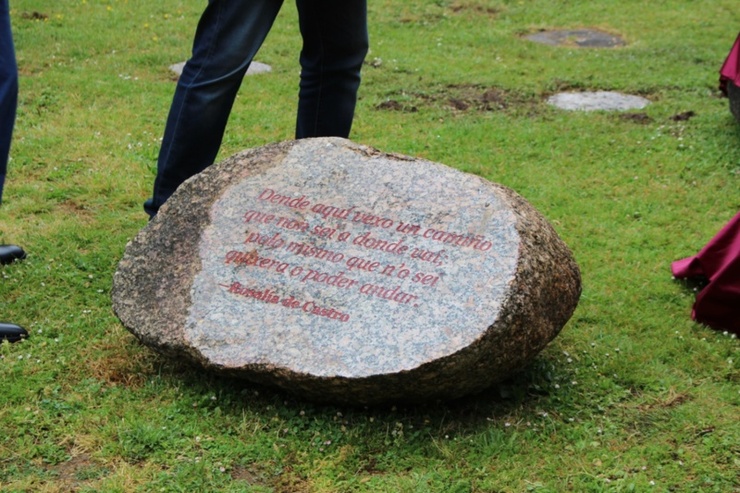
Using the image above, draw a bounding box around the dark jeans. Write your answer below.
[0,0,18,203]
[144,0,368,217]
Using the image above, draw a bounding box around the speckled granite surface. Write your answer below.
[112,138,581,405]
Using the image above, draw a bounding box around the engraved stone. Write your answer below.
[112,138,581,405]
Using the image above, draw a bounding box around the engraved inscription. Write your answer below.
[218,187,496,317]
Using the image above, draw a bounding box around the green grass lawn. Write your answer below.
[1,1,738,491]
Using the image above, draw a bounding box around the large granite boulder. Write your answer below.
[112,138,581,405]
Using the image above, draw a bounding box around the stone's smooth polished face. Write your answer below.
[113,138,581,404]
[190,141,517,378]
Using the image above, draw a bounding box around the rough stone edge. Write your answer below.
[112,140,295,358]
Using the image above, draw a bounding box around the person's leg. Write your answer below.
[0,0,25,262]
[0,2,26,340]
[145,0,284,217]
[294,0,368,139]
[0,0,18,204]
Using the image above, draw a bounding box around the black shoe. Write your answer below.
[0,244,26,265]
[0,323,28,343]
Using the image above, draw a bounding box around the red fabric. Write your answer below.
[720,32,740,95]
[672,212,740,334]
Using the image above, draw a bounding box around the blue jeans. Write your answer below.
[0,0,18,203]
[144,0,368,217]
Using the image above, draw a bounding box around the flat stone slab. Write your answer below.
[548,91,650,111]
[525,29,625,48]
[169,60,272,78]
[112,138,581,405]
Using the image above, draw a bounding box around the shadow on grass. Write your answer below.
[125,338,564,437]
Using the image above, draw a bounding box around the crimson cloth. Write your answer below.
[672,212,740,334]
[720,32,740,95]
